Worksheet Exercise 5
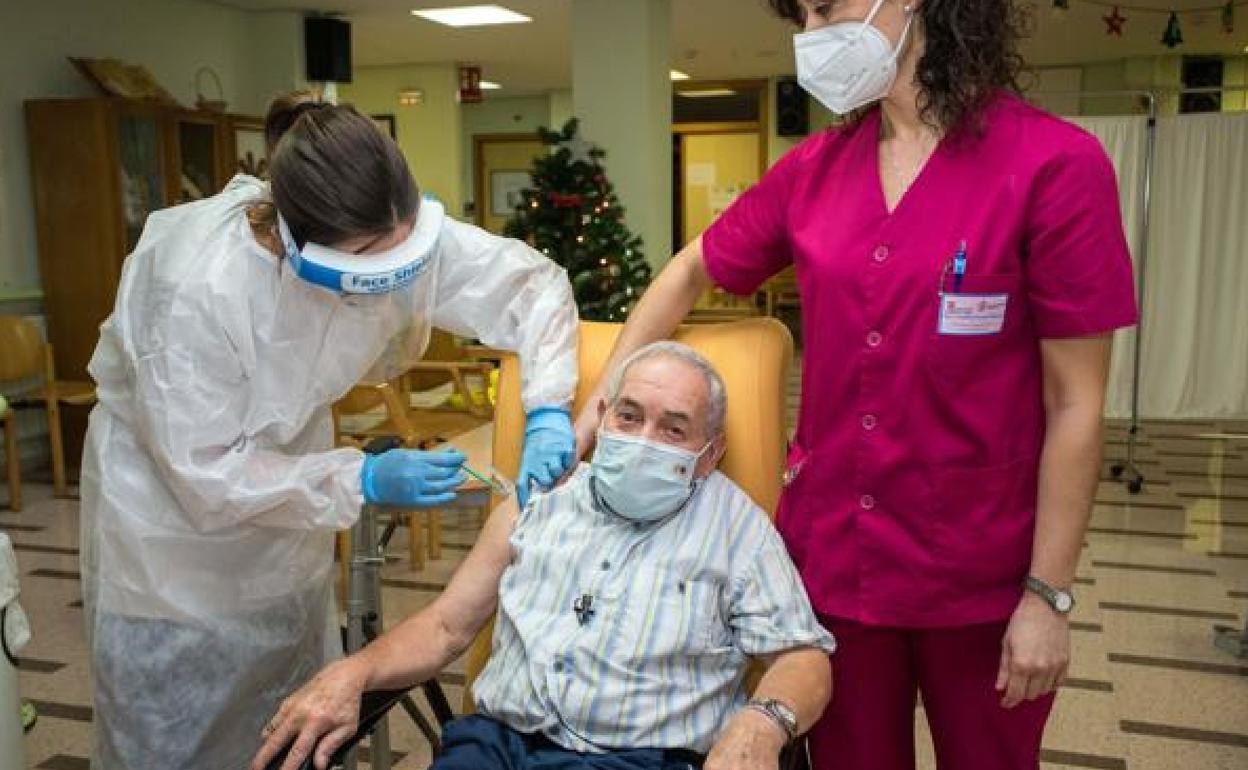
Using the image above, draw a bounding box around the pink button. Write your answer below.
[873,245,890,263]
[866,331,883,348]
[860,494,876,511]
[862,414,878,431]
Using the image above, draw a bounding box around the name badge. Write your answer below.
[938,293,1009,336]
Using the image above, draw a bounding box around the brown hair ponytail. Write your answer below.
[252,91,420,251]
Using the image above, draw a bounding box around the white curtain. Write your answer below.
[1072,112,1248,420]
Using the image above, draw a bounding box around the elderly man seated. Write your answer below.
[253,341,835,770]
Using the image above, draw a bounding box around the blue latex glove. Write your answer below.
[360,448,467,508]
[517,407,575,508]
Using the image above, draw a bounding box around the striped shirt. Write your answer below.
[472,464,836,754]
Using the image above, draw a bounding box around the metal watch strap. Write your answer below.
[746,698,797,742]
[1025,575,1074,614]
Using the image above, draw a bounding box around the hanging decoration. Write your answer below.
[1162,10,1184,47]
[1103,5,1127,35]
[1055,1,1247,48]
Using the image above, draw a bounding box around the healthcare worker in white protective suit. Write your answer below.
[79,93,578,770]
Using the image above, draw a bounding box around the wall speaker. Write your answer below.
[305,16,352,83]
[775,77,809,137]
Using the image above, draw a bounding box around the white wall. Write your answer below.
[549,89,574,130]
[0,0,304,301]
[1027,66,1083,117]
[339,64,465,218]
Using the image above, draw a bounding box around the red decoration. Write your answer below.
[458,65,483,103]
[548,192,585,208]
[1103,5,1126,36]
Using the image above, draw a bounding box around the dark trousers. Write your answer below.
[432,715,705,770]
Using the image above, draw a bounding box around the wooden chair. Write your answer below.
[2,397,17,512]
[331,336,496,579]
[0,316,96,508]
[403,329,496,420]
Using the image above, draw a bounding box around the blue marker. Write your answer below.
[953,240,967,292]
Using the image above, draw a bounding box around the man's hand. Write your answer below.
[996,592,1070,708]
[250,657,370,770]
[705,708,786,770]
[572,402,601,463]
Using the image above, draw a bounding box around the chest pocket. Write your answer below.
[616,566,733,665]
[924,272,1024,400]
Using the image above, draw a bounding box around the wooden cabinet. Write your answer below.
[25,98,260,469]
[25,98,260,381]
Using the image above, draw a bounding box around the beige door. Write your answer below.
[678,130,763,314]
[474,134,545,234]
[680,131,762,243]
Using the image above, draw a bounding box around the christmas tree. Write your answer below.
[504,119,651,321]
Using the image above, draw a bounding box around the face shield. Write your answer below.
[276,200,444,295]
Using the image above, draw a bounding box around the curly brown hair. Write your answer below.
[768,0,1029,133]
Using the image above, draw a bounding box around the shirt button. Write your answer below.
[862,414,878,431]
[873,245,890,263]
[601,560,611,570]
[866,331,883,348]
[860,494,876,511]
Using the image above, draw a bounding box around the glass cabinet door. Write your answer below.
[177,120,219,203]
[117,114,166,252]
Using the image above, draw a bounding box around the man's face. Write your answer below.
[599,355,726,479]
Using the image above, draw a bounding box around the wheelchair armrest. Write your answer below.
[780,738,811,770]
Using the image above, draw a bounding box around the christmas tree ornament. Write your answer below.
[1103,5,1126,35]
[1162,11,1184,47]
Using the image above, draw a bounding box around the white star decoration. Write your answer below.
[560,135,595,164]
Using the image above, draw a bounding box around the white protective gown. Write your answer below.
[79,176,577,769]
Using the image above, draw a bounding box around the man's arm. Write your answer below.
[705,649,832,770]
[251,500,519,770]
[358,498,518,688]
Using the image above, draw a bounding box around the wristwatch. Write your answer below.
[745,698,798,742]
[1025,576,1075,615]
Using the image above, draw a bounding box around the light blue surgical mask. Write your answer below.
[589,428,713,523]
[276,199,444,295]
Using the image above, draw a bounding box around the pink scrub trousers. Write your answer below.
[810,616,1055,770]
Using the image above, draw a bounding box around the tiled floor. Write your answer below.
[6,419,1248,770]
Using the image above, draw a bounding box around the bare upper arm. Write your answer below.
[428,497,519,649]
[1039,334,1113,412]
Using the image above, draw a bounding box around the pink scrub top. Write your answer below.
[702,93,1138,628]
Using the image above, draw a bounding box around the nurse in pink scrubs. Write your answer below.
[574,1,1137,768]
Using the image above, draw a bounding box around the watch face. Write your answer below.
[1054,592,1074,613]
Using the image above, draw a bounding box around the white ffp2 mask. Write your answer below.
[794,0,915,115]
